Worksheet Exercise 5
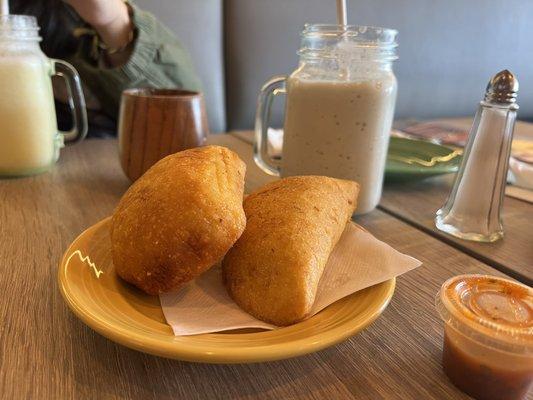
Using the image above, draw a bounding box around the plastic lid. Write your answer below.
[436,274,533,355]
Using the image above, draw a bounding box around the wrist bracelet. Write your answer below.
[97,27,135,55]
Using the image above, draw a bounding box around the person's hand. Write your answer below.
[65,0,134,66]
[65,0,129,29]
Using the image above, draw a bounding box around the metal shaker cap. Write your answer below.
[484,70,519,104]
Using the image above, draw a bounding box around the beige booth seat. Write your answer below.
[135,1,533,131]
[224,0,533,129]
[135,0,226,132]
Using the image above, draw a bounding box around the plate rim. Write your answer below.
[386,136,461,176]
[58,218,396,364]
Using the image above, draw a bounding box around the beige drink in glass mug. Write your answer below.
[0,15,87,177]
[255,25,398,214]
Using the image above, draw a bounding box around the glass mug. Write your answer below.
[255,24,398,214]
[0,15,87,177]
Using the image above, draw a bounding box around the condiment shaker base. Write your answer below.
[435,213,504,243]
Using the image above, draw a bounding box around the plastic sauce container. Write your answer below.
[436,275,533,400]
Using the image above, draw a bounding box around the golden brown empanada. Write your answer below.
[222,175,359,325]
[111,145,246,295]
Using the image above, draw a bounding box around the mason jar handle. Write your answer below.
[52,59,88,144]
[254,76,286,176]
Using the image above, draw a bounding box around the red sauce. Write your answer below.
[443,333,533,400]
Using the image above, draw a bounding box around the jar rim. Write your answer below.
[298,23,398,62]
[0,14,41,41]
[302,24,398,44]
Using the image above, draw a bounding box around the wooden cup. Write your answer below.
[118,88,209,181]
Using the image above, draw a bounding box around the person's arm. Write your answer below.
[66,0,135,67]
[65,0,202,117]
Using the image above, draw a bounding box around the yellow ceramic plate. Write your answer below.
[58,218,396,363]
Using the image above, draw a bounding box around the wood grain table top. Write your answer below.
[0,134,528,399]
[385,118,533,285]
[380,175,533,285]
[231,128,533,286]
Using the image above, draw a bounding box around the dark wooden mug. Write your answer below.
[118,88,209,181]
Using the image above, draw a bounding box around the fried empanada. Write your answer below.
[222,176,359,325]
[111,145,246,295]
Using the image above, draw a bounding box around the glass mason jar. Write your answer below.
[255,24,398,214]
[0,15,87,177]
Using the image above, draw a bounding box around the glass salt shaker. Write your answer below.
[435,70,518,242]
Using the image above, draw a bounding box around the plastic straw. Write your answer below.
[336,0,347,26]
[0,0,9,16]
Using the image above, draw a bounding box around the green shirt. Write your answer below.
[66,3,202,129]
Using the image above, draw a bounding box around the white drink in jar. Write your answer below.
[0,15,87,177]
[254,25,398,214]
[282,75,397,213]
[0,56,58,175]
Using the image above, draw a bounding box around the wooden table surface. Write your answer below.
[384,118,533,285]
[0,135,530,399]
[380,176,533,285]
[232,128,533,286]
